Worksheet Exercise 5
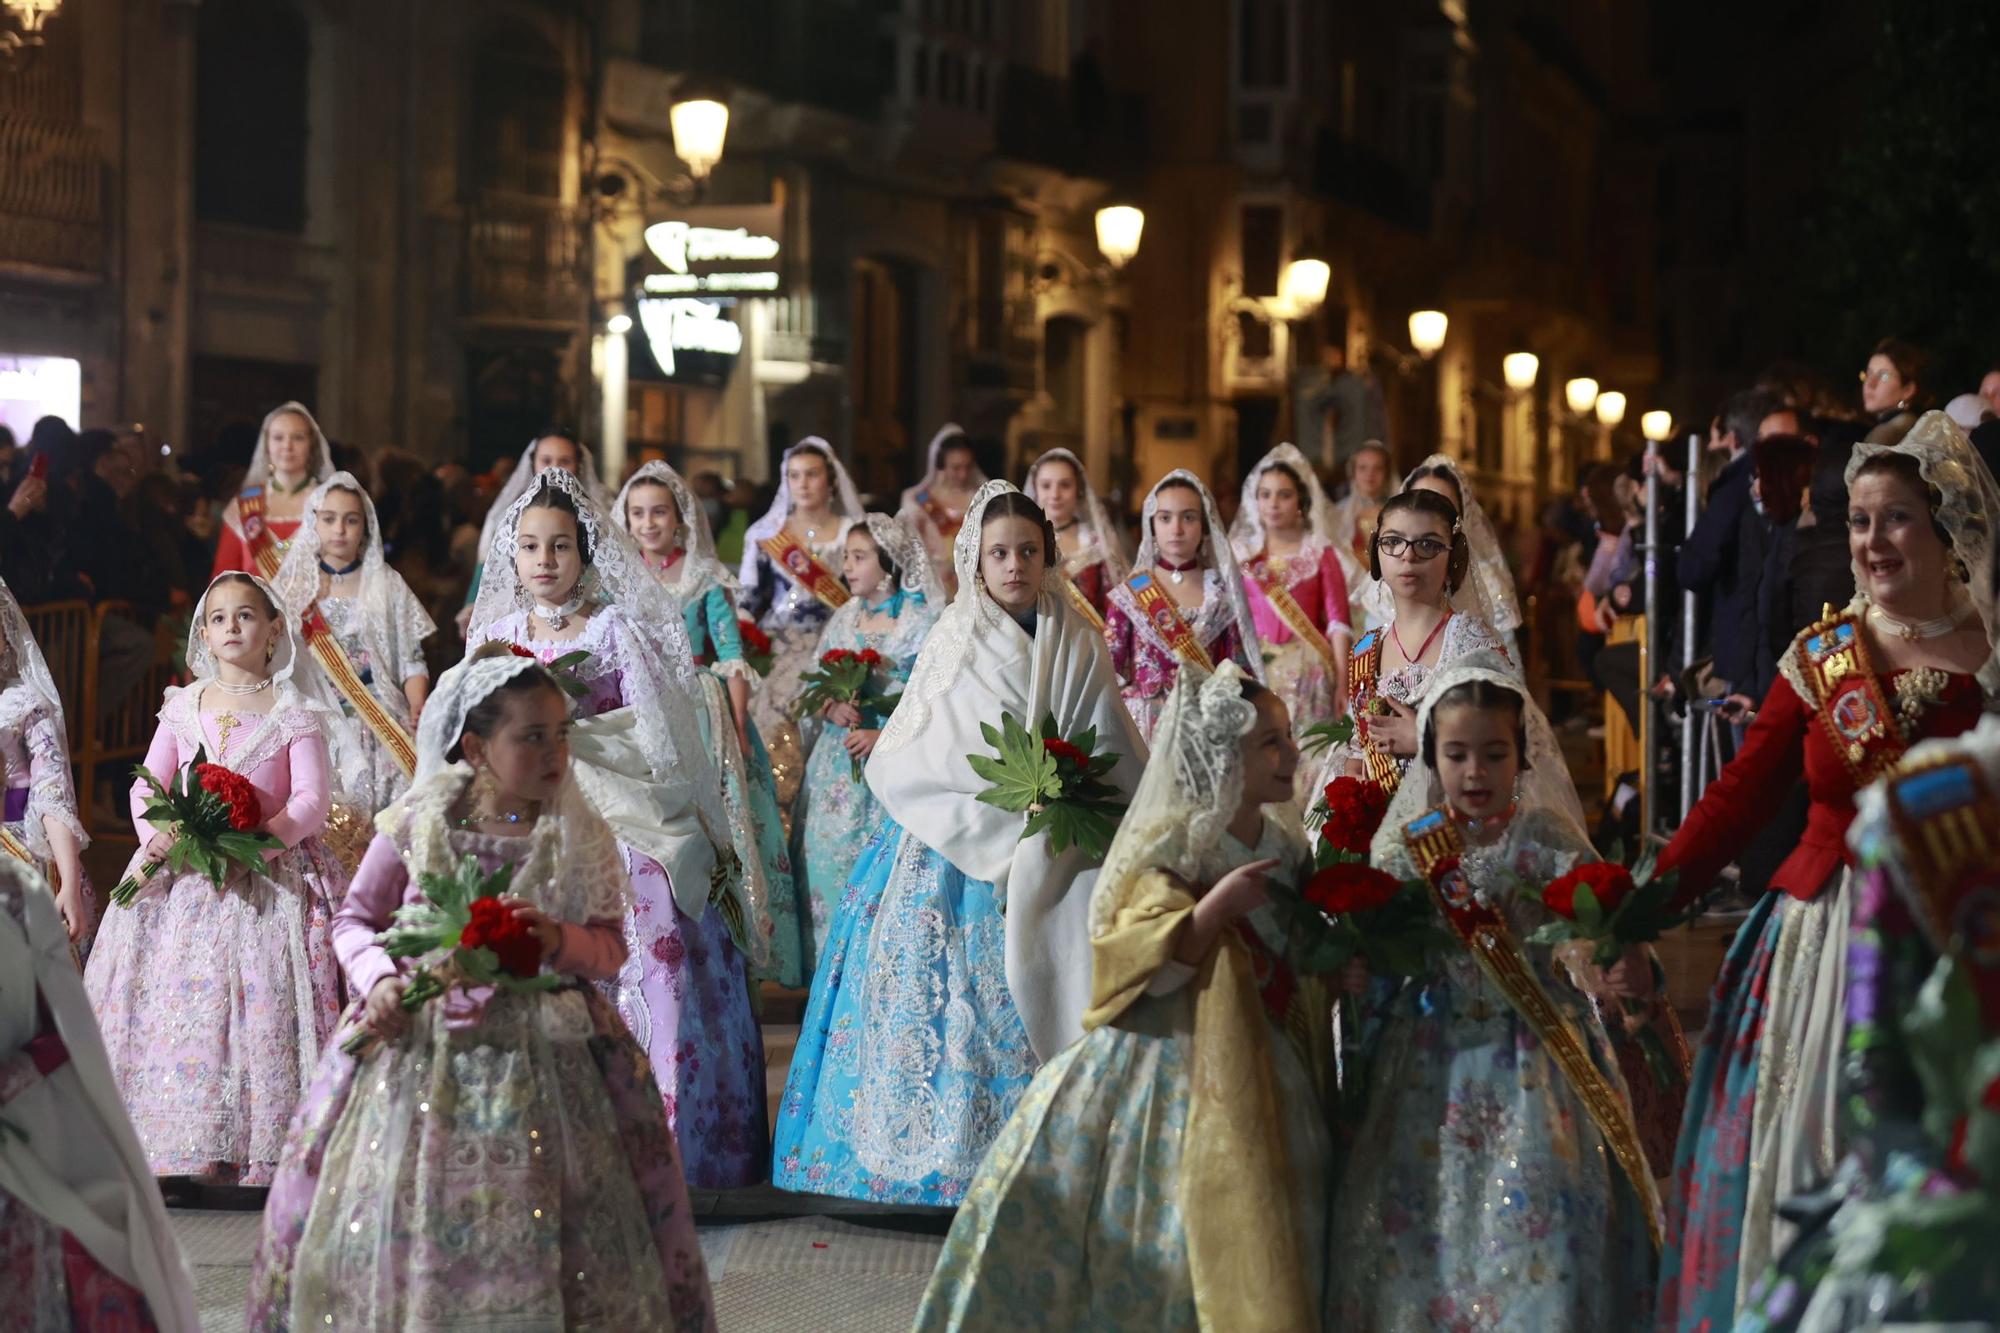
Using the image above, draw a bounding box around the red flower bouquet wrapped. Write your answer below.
[736,618,775,676]
[342,854,561,1055]
[111,747,283,905]
[967,710,1129,862]
[1524,849,1691,967]
[795,647,903,778]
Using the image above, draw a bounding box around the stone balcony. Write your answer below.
[0,111,105,280]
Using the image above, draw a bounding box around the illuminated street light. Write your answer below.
[1094,205,1144,269]
[606,312,633,336]
[670,96,730,181]
[1502,352,1540,391]
[1594,390,1627,427]
[1277,258,1331,318]
[1564,377,1600,415]
[1408,310,1448,357]
[1640,410,1674,442]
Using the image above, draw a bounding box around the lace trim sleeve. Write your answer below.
[22,706,84,851]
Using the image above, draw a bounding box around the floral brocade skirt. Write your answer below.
[772,825,1036,1206]
[246,987,714,1332]
[1261,636,1340,739]
[746,627,821,818]
[82,840,344,1185]
[791,717,888,969]
[694,670,807,989]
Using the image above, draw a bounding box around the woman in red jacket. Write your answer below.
[1654,412,1999,1332]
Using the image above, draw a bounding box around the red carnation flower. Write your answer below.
[1042,737,1089,768]
[1320,776,1390,856]
[1302,862,1403,916]
[507,643,537,659]
[460,894,544,978]
[857,649,885,668]
[195,763,261,831]
[737,620,772,654]
[1542,862,1636,920]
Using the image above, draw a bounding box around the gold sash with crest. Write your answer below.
[1793,610,1921,789]
[1402,806,1664,1248]
[1347,627,1399,793]
[1877,752,2000,1027]
[1254,558,1343,678]
[760,530,851,611]
[1126,572,1215,672]
[299,602,418,777]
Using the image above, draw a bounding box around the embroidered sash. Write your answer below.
[298,602,417,777]
[237,487,285,580]
[1402,806,1665,1248]
[1347,628,1399,793]
[1878,754,2000,1028]
[1256,561,1342,677]
[760,531,851,611]
[918,491,966,543]
[1062,576,1107,634]
[1794,612,1915,789]
[1126,572,1215,672]
[0,825,32,865]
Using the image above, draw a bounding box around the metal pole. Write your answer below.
[1640,437,1658,839]
[1678,432,1700,823]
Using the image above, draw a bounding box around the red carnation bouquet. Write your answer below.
[794,647,903,778]
[111,747,283,905]
[1271,774,1440,979]
[1316,774,1391,857]
[736,618,775,677]
[967,710,1129,862]
[342,854,561,1055]
[1523,846,1694,968]
[505,642,592,699]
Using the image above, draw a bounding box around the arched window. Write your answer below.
[194,0,310,232]
[469,26,566,199]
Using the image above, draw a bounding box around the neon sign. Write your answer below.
[638,297,742,376]
[642,203,784,296]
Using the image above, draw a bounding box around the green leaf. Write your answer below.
[1571,884,1603,932]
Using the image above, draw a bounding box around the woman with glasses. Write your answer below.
[1859,337,1930,445]
[1326,488,1512,802]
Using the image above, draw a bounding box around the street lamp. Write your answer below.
[1502,351,1540,391]
[1564,377,1599,415]
[1408,310,1448,358]
[1,0,61,61]
[1277,258,1331,318]
[1640,410,1674,442]
[605,312,633,336]
[1094,205,1144,270]
[1594,390,1627,428]
[669,95,730,182]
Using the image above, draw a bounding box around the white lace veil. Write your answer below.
[1227,441,1341,555]
[1023,446,1130,580]
[0,575,70,767]
[271,473,436,686]
[473,435,611,583]
[840,511,939,605]
[1088,661,1304,934]
[612,460,740,598]
[899,423,988,508]
[466,468,724,836]
[242,401,335,492]
[1845,410,2000,693]
[1133,469,1267,682]
[742,436,866,557]
[1363,454,1523,634]
[1370,649,1589,862]
[180,572,340,720]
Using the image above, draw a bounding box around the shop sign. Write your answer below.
[638,297,741,376]
[642,203,784,295]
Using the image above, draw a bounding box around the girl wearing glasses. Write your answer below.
[1331,488,1511,801]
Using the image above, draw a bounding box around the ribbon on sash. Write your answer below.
[1126,572,1215,672]
[1255,562,1342,678]
[1794,612,1916,790]
[1878,753,2000,1029]
[1402,806,1665,1249]
[1347,628,1400,794]
[759,531,851,611]
[298,603,418,778]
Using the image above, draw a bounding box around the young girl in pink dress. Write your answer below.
[246,645,715,1332]
[84,572,346,1189]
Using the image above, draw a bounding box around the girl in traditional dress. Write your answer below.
[1331,654,1657,1330]
[1026,446,1129,624]
[0,857,199,1331]
[1734,712,2000,1332]
[900,424,987,597]
[1105,470,1263,743]
[791,512,938,962]
[617,460,807,988]
[740,438,867,811]
[272,473,434,814]
[1326,440,1393,630]
[246,646,715,1332]
[1654,412,1998,1332]
[1366,453,1524,660]
[212,402,336,578]
[468,469,768,1189]
[915,663,1332,1332]
[85,572,346,1188]
[773,483,1145,1205]
[1328,487,1511,803]
[0,574,90,942]
[455,431,610,636]
[1229,442,1353,735]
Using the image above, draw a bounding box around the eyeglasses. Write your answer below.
[1858,368,1898,386]
[1377,533,1449,561]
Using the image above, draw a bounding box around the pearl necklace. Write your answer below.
[1868,600,1972,642]
[532,593,585,631]
[213,676,272,696]
[454,804,536,829]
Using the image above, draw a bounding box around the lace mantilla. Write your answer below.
[272,472,436,695]
[1227,441,1344,557]
[473,435,613,584]
[613,460,740,599]
[180,571,341,725]
[1024,447,1130,582]
[841,512,939,604]
[1133,470,1265,682]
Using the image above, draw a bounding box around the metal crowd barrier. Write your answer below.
[1634,434,1710,840]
